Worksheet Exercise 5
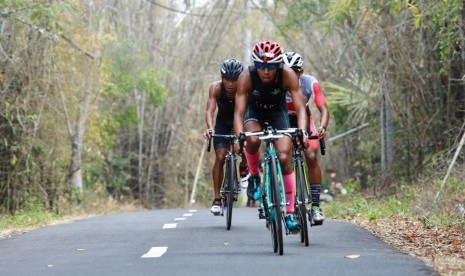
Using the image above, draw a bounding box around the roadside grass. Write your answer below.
[0,189,143,237]
[324,177,465,275]
[0,198,59,230]
[324,176,465,229]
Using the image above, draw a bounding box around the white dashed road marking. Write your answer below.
[141,247,168,258]
[147,211,197,258]
[163,223,177,229]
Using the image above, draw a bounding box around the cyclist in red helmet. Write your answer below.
[203,59,248,215]
[234,41,308,233]
[283,51,330,225]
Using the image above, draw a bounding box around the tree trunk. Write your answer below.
[380,76,393,193]
[68,73,93,194]
[135,89,146,202]
[147,109,160,204]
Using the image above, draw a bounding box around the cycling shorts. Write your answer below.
[289,114,319,151]
[244,106,290,131]
[213,121,233,150]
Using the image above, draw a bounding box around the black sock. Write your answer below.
[311,184,321,207]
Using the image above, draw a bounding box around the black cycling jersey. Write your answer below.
[216,82,235,125]
[214,82,235,150]
[245,64,290,130]
[247,64,286,111]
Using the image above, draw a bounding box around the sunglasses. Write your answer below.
[255,62,279,70]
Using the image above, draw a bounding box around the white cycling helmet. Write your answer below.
[283,51,303,68]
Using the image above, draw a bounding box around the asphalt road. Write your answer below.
[0,207,437,276]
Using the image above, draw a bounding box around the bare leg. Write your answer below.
[212,148,227,199]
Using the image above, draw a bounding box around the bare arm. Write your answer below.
[203,81,220,139]
[234,70,251,136]
[313,81,330,139]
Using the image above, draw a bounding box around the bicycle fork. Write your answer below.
[275,158,291,236]
[259,156,290,234]
[258,157,270,222]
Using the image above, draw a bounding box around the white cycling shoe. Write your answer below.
[240,173,250,189]
[210,199,222,216]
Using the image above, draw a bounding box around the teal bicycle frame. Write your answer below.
[262,141,287,223]
[241,126,299,255]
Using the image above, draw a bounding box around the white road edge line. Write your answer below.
[141,247,168,258]
[163,223,177,229]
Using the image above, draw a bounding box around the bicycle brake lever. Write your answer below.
[239,132,245,152]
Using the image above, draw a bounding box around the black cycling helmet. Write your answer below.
[221,59,243,80]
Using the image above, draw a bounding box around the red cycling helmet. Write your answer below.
[252,41,283,64]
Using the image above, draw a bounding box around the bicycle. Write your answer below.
[207,134,240,230]
[290,129,325,246]
[239,125,300,255]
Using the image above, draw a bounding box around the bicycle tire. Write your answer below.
[226,154,235,230]
[270,216,278,253]
[270,155,284,255]
[264,173,278,253]
[221,155,230,220]
[295,158,309,246]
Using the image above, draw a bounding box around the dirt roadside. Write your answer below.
[349,217,465,275]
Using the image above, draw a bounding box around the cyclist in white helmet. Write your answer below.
[283,51,330,225]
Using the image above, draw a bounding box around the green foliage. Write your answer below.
[408,0,461,76]
[83,151,131,198]
[325,76,380,126]
[108,43,167,107]
[277,0,328,31]
[418,176,465,228]
[325,175,465,229]
[325,0,364,26]
[0,197,58,229]
[355,139,381,187]
[113,107,138,127]
[137,68,167,107]
[83,111,131,198]
[2,0,77,35]
[324,191,411,220]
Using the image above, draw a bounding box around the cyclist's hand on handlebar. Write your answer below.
[300,132,308,150]
[203,128,214,140]
[295,128,308,150]
[318,126,327,140]
[234,132,246,154]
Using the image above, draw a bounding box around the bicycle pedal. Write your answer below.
[258,208,265,219]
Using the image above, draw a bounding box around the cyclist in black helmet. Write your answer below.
[203,59,248,215]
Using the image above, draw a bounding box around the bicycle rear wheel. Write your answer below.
[295,159,309,246]
[270,155,284,255]
[225,155,235,230]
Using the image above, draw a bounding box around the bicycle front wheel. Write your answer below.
[270,155,284,255]
[295,158,309,246]
[225,155,236,230]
